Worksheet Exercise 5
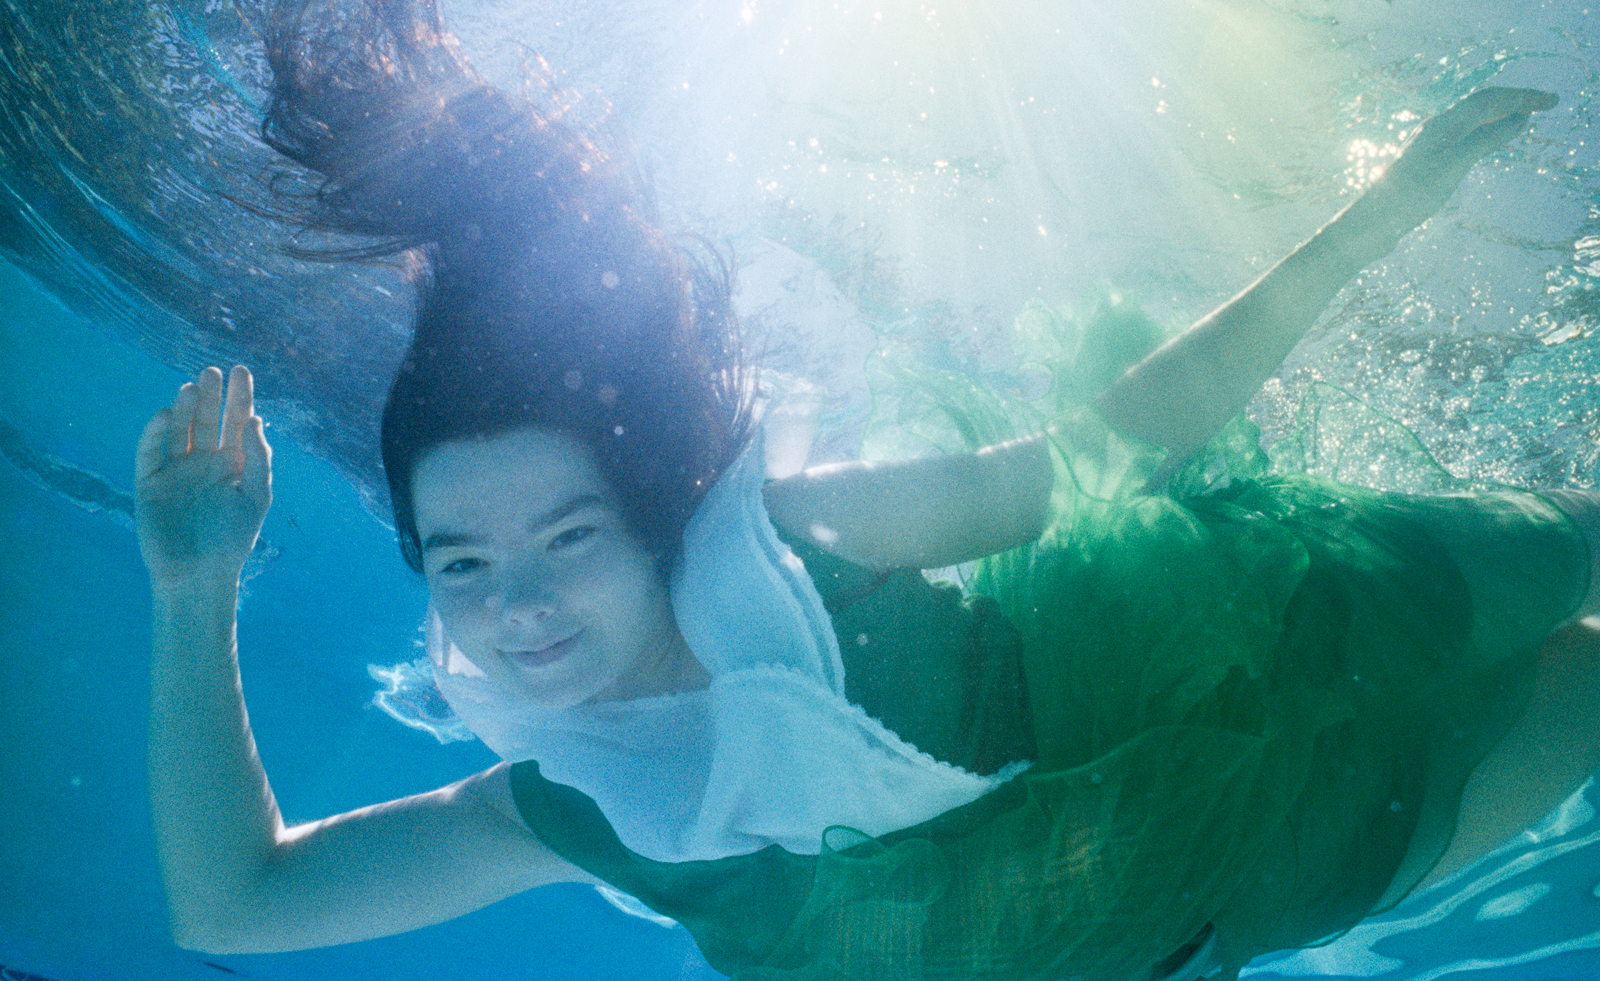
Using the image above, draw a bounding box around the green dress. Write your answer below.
[508,405,1588,981]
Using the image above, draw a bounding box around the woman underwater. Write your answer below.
[136,2,1600,979]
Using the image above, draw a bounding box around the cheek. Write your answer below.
[573,553,654,623]
[607,554,674,627]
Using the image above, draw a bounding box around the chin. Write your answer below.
[518,667,619,710]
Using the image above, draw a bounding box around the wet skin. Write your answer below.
[413,427,710,710]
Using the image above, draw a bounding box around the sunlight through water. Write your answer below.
[0,0,1597,978]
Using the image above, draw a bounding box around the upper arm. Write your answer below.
[186,764,593,954]
[761,433,1054,570]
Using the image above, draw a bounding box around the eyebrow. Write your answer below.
[420,493,608,552]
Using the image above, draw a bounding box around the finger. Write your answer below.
[136,409,173,482]
[220,366,255,457]
[241,415,274,509]
[194,367,224,452]
[165,382,200,458]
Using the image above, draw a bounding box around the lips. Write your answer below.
[505,631,580,668]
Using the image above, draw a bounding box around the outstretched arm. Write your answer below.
[139,367,584,953]
[769,88,1558,569]
[1096,87,1558,460]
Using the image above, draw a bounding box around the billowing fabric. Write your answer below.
[509,405,1589,981]
[431,435,1024,862]
[780,531,1038,780]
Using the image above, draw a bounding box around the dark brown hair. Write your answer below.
[259,0,754,571]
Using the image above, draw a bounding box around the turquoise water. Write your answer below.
[1,0,1598,978]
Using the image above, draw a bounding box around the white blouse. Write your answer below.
[428,436,1026,862]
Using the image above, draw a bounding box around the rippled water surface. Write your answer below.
[1,0,1597,978]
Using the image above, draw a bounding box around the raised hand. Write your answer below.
[1342,87,1558,255]
[135,366,273,584]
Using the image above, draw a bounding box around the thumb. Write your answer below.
[241,416,273,508]
[135,408,173,484]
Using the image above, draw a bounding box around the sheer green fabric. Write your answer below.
[965,407,1587,977]
[782,539,1036,779]
[511,421,1584,979]
[510,297,1590,981]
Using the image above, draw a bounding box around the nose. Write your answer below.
[485,571,557,627]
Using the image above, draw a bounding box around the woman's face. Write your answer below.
[412,426,702,709]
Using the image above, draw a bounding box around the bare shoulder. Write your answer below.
[457,764,588,864]
[420,762,601,887]
[456,760,526,819]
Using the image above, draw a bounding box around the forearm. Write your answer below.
[765,432,1054,570]
[147,569,284,950]
[1096,198,1391,460]
[1096,87,1556,462]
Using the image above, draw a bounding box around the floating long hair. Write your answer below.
[259,0,754,570]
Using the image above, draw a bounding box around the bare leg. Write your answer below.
[1408,490,1600,894]
[1543,488,1600,620]
[1414,619,1600,893]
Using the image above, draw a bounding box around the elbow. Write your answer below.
[168,906,264,956]
[156,834,306,954]
[165,889,291,955]
[169,918,246,956]
[171,931,241,958]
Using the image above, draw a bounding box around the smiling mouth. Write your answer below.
[505,632,580,668]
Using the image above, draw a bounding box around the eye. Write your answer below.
[549,525,596,550]
[437,556,486,576]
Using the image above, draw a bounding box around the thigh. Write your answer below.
[1541,488,1600,620]
[1413,618,1600,894]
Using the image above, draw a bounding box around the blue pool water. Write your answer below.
[2,0,1598,978]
